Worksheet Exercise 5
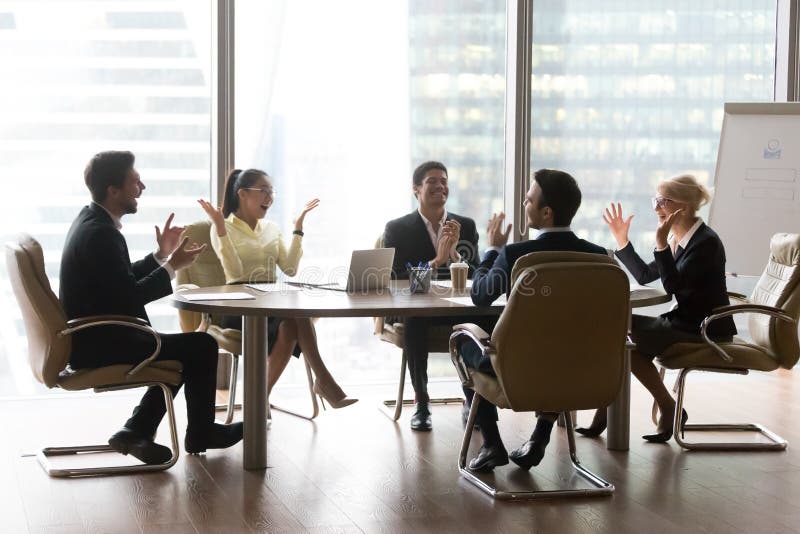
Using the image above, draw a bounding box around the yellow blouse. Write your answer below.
[210,214,303,284]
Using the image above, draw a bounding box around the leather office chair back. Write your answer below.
[491,252,630,412]
[747,233,800,369]
[5,235,71,388]
[176,221,227,331]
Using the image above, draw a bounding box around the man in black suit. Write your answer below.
[460,169,609,471]
[383,161,480,430]
[60,150,243,464]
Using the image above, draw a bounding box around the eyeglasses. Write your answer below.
[651,197,674,209]
[243,187,276,199]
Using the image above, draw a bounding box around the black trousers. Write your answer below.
[404,315,497,402]
[458,339,499,428]
[70,330,218,438]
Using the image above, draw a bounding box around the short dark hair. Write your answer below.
[412,161,447,188]
[533,169,582,226]
[84,151,135,202]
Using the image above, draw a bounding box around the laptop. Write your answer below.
[288,248,395,293]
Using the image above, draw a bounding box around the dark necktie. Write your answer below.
[674,245,684,258]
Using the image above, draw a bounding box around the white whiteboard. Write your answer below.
[709,103,800,276]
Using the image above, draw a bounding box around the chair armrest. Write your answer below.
[453,323,490,341]
[59,316,161,377]
[701,304,797,363]
[449,324,493,388]
[726,291,750,304]
[66,315,149,328]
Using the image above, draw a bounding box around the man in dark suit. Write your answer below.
[460,169,609,471]
[383,161,480,430]
[60,150,243,464]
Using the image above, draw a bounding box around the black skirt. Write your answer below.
[631,314,732,359]
[218,314,302,358]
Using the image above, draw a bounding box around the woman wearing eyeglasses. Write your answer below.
[197,168,357,409]
[577,174,735,442]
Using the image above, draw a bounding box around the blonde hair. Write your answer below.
[657,174,711,213]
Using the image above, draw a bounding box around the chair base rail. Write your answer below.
[38,382,179,478]
[457,395,614,500]
[220,353,321,423]
[673,367,788,451]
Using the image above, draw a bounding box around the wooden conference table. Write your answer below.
[169,281,668,470]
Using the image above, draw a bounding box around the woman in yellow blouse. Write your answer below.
[198,168,356,409]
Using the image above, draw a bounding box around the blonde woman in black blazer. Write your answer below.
[578,174,736,443]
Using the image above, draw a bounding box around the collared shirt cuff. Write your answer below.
[654,244,669,253]
[485,246,500,254]
[153,249,176,280]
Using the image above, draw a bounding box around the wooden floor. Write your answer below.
[3,369,800,534]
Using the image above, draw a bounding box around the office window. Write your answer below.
[235,0,506,386]
[0,1,212,395]
[529,1,778,251]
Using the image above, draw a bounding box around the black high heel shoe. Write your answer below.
[643,409,688,443]
[575,409,607,437]
[575,423,607,437]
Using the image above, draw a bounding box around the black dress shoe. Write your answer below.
[468,444,509,471]
[108,427,173,465]
[508,439,548,470]
[410,402,432,431]
[185,422,244,454]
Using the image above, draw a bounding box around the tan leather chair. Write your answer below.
[5,235,181,477]
[372,234,459,420]
[176,221,321,421]
[450,252,630,499]
[654,233,800,451]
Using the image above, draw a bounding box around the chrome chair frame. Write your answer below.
[374,316,463,422]
[450,334,614,500]
[188,309,322,423]
[39,317,180,477]
[665,304,796,451]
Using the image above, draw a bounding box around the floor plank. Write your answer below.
[4,370,800,534]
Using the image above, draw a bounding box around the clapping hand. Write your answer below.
[432,220,460,267]
[167,237,207,271]
[197,199,226,236]
[155,213,185,259]
[486,212,512,248]
[602,203,634,249]
[294,198,320,232]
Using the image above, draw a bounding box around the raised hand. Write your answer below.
[433,220,461,267]
[155,213,185,258]
[655,208,683,250]
[602,203,634,249]
[167,237,207,271]
[486,212,512,248]
[197,199,226,236]
[294,198,320,232]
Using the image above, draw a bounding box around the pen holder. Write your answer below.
[409,267,432,294]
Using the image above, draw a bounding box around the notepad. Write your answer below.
[180,292,256,301]
[246,283,302,293]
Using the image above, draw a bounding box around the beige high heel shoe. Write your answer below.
[312,380,358,409]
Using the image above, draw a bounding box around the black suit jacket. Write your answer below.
[615,222,736,337]
[383,210,479,280]
[59,203,173,359]
[471,231,608,306]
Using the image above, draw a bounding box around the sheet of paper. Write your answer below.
[431,280,473,288]
[181,292,256,301]
[246,283,302,292]
[442,295,506,306]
